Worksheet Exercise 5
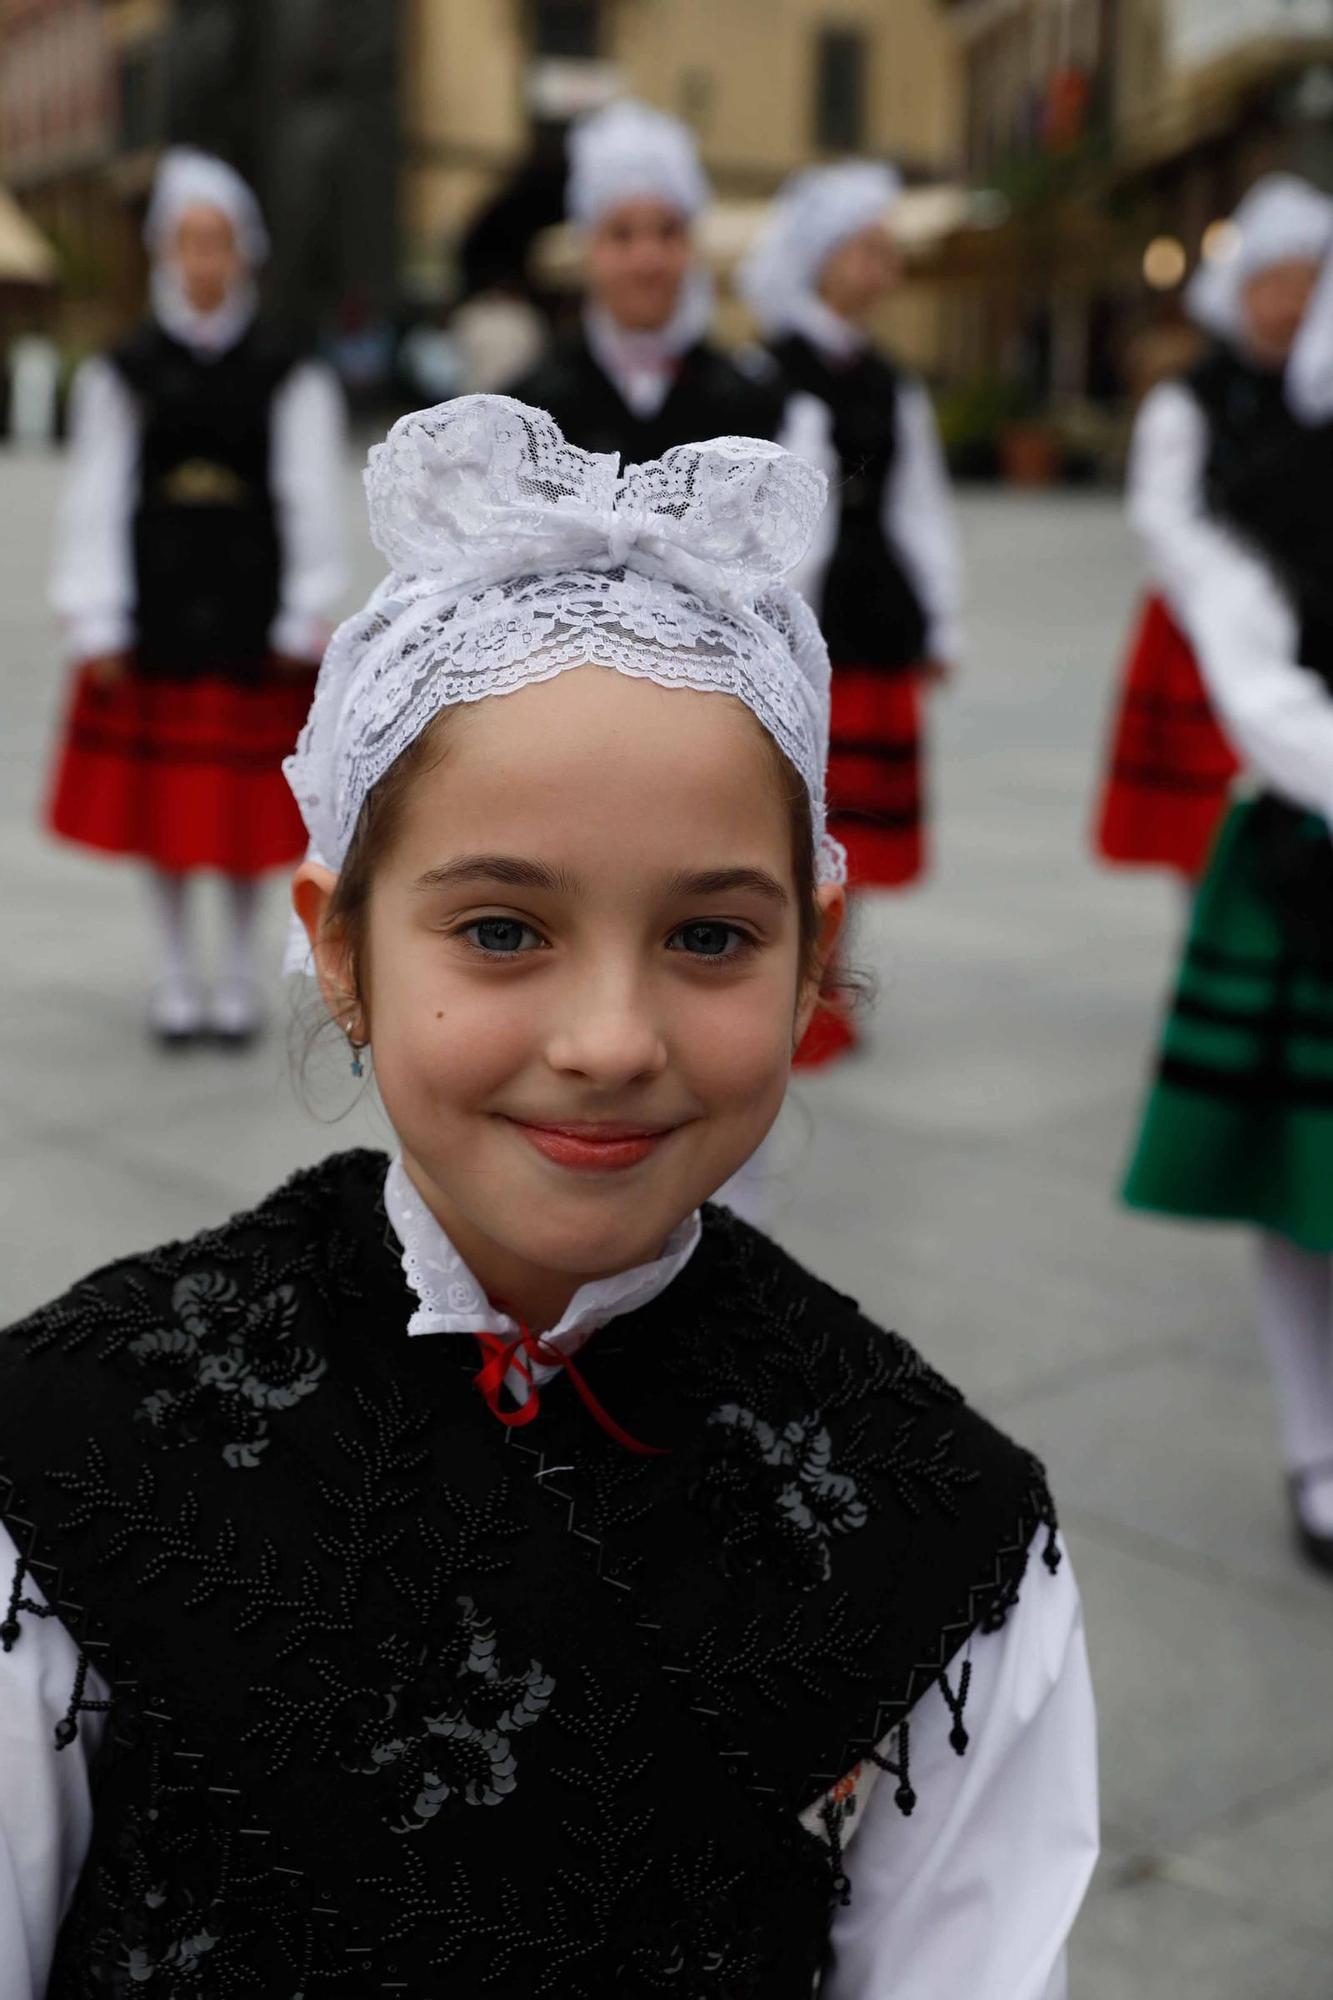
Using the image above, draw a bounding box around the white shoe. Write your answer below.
[208,977,264,1047]
[149,974,204,1047]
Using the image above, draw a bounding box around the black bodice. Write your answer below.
[110,320,300,677]
[771,334,927,671]
[0,1151,1056,1997]
[509,332,785,466]
[1189,346,1333,950]
[1189,344,1333,681]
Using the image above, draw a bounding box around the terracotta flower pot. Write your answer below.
[999,422,1063,487]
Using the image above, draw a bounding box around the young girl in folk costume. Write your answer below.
[509,99,796,458]
[1121,178,1333,1576]
[739,164,963,1060]
[0,398,1097,1997]
[1094,179,1333,881]
[46,148,345,1047]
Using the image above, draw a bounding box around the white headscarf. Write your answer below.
[1287,245,1333,423]
[282,396,841,971]
[1186,173,1333,343]
[143,146,268,353]
[143,146,270,268]
[738,161,902,338]
[565,100,710,228]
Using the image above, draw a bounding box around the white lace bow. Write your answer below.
[365,393,822,605]
[283,395,842,971]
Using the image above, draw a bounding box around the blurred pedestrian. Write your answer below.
[1120,175,1333,1576]
[508,99,791,458]
[0,395,1098,1997]
[739,164,963,1063]
[45,147,345,1047]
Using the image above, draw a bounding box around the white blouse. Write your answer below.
[49,318,347,668]
[0,1166,1098,1997]
[1127,379,1333,825]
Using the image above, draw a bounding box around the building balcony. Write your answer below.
[1166,0,1333,77]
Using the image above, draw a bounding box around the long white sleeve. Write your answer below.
[48,358,139,663]
[825,1535,1099,2000]
[777,389,840,614]
[882,380,964,664]
[0,1525,106,2000]
[267,360,348,661]
[1127,380,1333,824]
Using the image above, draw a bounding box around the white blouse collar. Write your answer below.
[786,291,867,363]
[151,267,258,356]
[384,1155,703,1353]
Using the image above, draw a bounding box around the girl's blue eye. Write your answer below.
[463,918,543,955]
[670,921,750,960]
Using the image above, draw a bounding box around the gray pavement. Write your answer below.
[3,447,1331,1995]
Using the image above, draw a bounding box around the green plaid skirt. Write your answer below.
[1123,797,1333,1250]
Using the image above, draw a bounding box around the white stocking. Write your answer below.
[1257,1232,1333,1533]
[221,876,263,989]
[144,869,194,988]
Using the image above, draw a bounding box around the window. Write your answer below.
[531,0,602,58]
[118,40,164,154]
[813,25,867,152]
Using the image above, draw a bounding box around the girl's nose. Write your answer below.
[544,968,669,1087]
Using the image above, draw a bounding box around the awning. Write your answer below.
[0,183,59,286]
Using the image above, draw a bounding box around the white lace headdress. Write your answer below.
[738,161,902,338]
[283,395,842,968]
[143,146,270,266]
[1186,173,1333,343]
[565,100,710,226]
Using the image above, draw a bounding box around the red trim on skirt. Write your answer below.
[45,661,316,876]
[826,665,926,890]
[1093,596,1238,879]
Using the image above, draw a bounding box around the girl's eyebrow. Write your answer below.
[412,855,575,893]
[412,857,789,906]
[667,867,790,906]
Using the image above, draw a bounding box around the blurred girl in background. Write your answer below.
[46,148,345,1047]
[510,99,792,461]
[1121,175,1333,1576]
[739,164,963,1063]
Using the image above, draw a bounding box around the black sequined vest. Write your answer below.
[771,334,928,671]
[111,320,299,678]
[0,1151,1056,1998]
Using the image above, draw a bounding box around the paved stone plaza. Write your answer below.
[2,447,1330,1994]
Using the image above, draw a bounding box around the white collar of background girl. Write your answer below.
[1287,241,1333,424]
[738,160,901,339]
[385,1153,703,1355]
[150,267,258,357]
[583,263,717,382]
[783,291,867,364]
[283,394,843,975]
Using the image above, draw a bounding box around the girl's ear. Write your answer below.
[292,861,360,1028]
[793,884,847,1046]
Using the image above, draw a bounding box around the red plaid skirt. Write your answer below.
[793,663,925,1071]
[826,665,926,890]
[1093,596,1237,879]
[46,661,316,877]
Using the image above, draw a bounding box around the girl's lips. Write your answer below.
[507,1120,679,1174]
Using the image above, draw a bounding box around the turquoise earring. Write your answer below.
[346,1020,365,1079]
